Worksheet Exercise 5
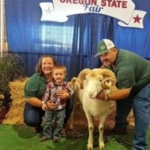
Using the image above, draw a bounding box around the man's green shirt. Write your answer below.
[113,49,150,94]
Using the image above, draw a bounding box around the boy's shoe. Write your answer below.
[53,138,60,143]
[40,136,49,142]
[105,127,127,135]
[61,128,66,137]
[33,126,42,133]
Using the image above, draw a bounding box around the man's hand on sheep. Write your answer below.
[96,90,109,101]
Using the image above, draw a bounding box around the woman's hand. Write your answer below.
[42,103,48,111]
[56,89,70,99]
[46,100,57,110]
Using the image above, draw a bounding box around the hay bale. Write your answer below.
[2,78,29,124]
[109,101,116,114]
[127,109,135,126]
[0,94,4,99]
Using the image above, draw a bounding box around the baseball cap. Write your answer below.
[94,39,115,57]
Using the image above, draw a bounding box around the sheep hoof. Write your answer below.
[99,144,105,150]
[87,144,93,150]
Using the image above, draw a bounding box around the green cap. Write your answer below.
[94,39,115,57]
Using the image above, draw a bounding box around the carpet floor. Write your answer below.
[1,124,149,150]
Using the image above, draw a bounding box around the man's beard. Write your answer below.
[103,60,111,66]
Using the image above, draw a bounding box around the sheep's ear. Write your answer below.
[83,80,88,88]
[78,68,91,81]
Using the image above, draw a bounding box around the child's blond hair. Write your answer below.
[52,64,67,76]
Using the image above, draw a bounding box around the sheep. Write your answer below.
[69,68,117,150]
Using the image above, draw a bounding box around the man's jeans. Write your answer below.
[115,97,133,130]
[132,83,150,150]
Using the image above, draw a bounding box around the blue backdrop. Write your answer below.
[5,0,150,79]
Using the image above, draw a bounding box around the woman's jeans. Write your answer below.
[132,83,150,150]
[24,103,45,127]
[24,98,74,128]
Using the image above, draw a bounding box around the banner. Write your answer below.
[40,0,146,29]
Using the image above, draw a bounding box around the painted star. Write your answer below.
[44,7,53,15]
[133,15,142,23]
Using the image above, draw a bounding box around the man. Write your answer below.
[95,39,150,150]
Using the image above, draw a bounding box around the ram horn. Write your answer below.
[70,77,83,89]
[78,68,91,83]
[101,77,116,89]
[99,68,117,82]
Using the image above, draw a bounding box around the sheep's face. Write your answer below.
[84,74,103,98]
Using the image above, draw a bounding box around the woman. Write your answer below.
[24,54,73,134]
